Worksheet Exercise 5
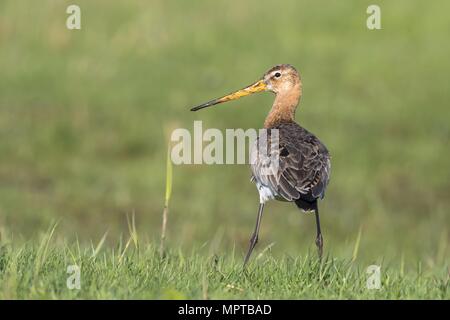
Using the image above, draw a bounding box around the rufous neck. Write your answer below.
[264,83,302,128]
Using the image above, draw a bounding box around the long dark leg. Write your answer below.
[314,204,323,259]
[243,203,264,266]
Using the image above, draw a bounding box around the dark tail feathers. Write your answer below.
[295,198,317,212]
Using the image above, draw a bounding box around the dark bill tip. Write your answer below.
[190,99,220,112]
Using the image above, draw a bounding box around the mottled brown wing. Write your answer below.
[251,122,331,203]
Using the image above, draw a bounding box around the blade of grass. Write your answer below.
[160,142,173,257]
[255,242,276,261]
[351,225,362,263]
[91,231,108,259]
[127,212,139,249]
[34,222,58,278]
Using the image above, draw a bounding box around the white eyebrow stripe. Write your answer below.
[271,70,281,77]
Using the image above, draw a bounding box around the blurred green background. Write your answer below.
[0,0,448,267]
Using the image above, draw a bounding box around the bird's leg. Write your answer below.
[314,205,323,259]
[243,203,264,266]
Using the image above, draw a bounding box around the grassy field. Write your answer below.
[0,227,447,299]
[0,0,449,299]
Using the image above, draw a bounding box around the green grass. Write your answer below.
[0,0,449,299]
[0,229,447,299]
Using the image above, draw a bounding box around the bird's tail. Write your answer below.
[295,198,317,213]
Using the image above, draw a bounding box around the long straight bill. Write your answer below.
[190,80,267,111]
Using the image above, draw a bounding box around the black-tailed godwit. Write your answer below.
[191,64,331,265]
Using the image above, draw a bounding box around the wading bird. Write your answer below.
[191,64,331,265]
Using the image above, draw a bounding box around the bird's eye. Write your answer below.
[274,72,281,78]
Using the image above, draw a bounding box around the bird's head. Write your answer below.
[262,64,300,94]
[190,64,301,111]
